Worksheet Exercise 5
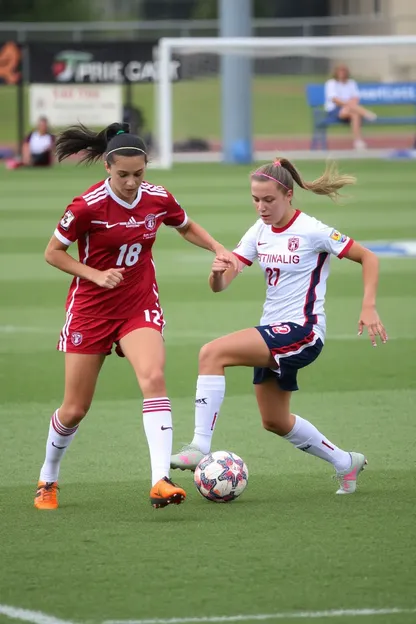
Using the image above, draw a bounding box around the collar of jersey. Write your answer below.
[105,178,143,210]
[271,209,301,233]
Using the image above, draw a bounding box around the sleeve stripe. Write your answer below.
[54,229,74,246]
[166,212,189,229]
[338,238,354,259]
[233,252,252,266]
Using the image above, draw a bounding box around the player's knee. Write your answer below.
[199,342,222,369]
[262,418,279,434]
[139,369,166,396]
[262,417,290,436]
[60,403,90,427]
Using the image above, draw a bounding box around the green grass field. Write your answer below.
[1,160,415,624]
[0,76,413,142]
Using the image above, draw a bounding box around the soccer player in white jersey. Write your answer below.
[172,157,387,494]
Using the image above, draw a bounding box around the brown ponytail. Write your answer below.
[55,122,148,165]
[252,157,356,203]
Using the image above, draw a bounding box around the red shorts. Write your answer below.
[57,308,165,355]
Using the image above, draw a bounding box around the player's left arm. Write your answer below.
[178,219,238,271]
[163,192,238,271]
[343,241,388,346]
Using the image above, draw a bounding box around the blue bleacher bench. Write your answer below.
[306,82,416,150]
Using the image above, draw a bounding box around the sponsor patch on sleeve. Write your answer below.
[60,210,75,231]
[330,229,347,243]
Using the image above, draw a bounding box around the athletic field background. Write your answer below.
[1,77,415,150]
[0,160,415,624]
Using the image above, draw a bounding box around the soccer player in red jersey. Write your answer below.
[34,122,238,510]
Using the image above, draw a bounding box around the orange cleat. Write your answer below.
[150,477,186,509]
[34,481,59,510]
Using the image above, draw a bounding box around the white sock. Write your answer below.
[39,410,79,482]
[191,375,225,454]
[284,414,351,472]
[143,397,173,486]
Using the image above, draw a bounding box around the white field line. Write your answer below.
[1,605,416,624]
[104,607,416,624]
[0,604,74,624]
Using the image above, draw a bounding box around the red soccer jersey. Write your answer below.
[54,178,188,319]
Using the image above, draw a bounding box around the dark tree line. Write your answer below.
[141,0,328,20]
[0,0,328,23]
[0,0,94,21]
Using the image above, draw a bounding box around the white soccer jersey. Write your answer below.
[233,210,353,342]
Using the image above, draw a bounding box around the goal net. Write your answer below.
[153,35,416,168]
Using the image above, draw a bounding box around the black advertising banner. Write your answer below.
[0,41,21,85]
[28,42,181,83]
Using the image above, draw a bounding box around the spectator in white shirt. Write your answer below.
[22,116,55,166]
[324,65,377,150]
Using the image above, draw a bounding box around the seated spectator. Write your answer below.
[325,65,377,150]
[22,117,55,166]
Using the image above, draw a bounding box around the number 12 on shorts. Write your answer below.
[144,309,163,326]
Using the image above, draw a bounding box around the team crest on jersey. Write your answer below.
[145,214,156,230]
[60,210,75,231]
[288,237,299,251]
[71,332,83,346]
[330,229,347,243]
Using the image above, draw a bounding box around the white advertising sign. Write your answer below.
[30,84,122,126]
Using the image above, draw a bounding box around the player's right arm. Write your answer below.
[45,198,125,290]
[45,236,125,289]
[209,221,260,293]
[209,257,243,293]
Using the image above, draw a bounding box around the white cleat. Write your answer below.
[335,452,367,494]
[353,139,367,150]
[170,444,205,472]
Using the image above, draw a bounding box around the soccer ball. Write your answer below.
[194,450,248,503]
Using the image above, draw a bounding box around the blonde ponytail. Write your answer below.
[281,158,356,202]
[251,157,356,202]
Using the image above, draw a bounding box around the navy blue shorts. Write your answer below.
[253,322,323,392]
[326,106,349,124]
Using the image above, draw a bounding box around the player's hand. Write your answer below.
[94,268,125,289]
[211,257,230,275]
[358,305,388,347]
[214,247,240,272]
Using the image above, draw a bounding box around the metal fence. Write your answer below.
[0,14,400,43]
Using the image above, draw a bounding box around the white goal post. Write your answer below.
[155,35,416,169]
